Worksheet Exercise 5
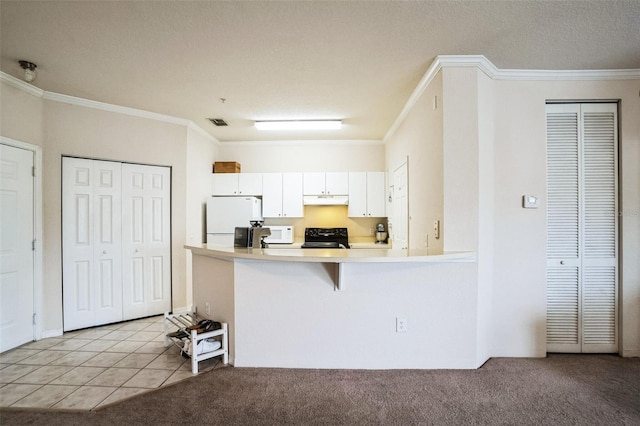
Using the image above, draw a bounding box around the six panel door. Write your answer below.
[63,158,123,331]
[0,144,35,351]
[121,163,171,320]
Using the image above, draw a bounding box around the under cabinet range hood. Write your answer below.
[303,195,349,205]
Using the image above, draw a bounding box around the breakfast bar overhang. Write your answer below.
[187,245,486,369]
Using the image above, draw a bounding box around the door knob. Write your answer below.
[560,260,565,265]
[102,250,107,255]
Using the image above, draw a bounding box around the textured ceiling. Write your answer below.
[2,1,639,142]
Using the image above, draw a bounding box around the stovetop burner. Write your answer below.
[302,227,350,249]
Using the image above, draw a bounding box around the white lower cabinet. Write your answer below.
[62,158,171,331]
[262,172,303,218]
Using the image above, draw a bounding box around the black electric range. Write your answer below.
[301,227,350,249]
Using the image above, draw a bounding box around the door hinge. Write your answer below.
[32,239,36,251]
[32,166,36,177]
[33,313,36,325]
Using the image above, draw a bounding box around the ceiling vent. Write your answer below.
[207,118,228,126]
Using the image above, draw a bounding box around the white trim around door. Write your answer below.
[0,137,43,343]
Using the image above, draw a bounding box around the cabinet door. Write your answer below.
[122,164,171,320]
[303,172,326,195]
[325,172,348,195]
[212,173,238,195]
[348,172,367,217]
[238,173,263,195]
[282,172,303,217]
[262,173,283,217]
[366,172,386,217]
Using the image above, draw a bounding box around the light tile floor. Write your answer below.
[0,315,223,410]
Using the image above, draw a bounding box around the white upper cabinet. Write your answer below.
[348,172,386,217]
[263,172,303,218]
[366,172,386,217]
[212,173,262,196]
[303,172,348,195]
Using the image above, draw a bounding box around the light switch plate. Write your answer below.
[522,195,540,209]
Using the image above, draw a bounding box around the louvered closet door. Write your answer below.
[546,103,618,353]
[121,164,171,319]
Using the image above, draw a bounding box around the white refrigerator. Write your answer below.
[206,196,263,246]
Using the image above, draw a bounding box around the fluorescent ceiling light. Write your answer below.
[255,120,342,130]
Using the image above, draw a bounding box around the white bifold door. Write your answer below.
[546,103,618,353]
[121,164,171,319]
[63,158,170,331]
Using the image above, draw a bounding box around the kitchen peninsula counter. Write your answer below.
[187,244,485,370]
[186,244,475,264]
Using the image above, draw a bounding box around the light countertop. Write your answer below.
[186,244,476,264]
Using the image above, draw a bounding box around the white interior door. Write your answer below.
[0,144,34,352]
[122,164,171,319]
[546,103,618,353]
[392,162,408,249]
[63,158,123,330]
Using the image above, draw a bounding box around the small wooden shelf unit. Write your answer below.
[164,311,228,374]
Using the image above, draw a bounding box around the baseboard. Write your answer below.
[41,329,63,339]
[621,350,640,358]
[171,306,192,315]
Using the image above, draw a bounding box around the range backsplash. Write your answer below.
[264,205,387,239]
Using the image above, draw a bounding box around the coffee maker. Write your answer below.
[375,223,387,244]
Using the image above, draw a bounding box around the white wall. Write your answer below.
[384,71,444,252]
[491,78,640,357]
[217,140,384,172]
[0,81,44,146]
[185,127,219,308]
[0,78,217,334]
[385,61,640,359]
[42,100,190,329]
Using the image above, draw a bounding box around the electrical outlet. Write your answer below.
[205,302,211,315]
[396,317,408,333]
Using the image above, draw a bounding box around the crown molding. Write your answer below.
[187,122,221,146]
[0,71,45,97]
[384,55,640,143]
[43,91,190,124]
[1,71,219,145]
[435,55,640,80]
